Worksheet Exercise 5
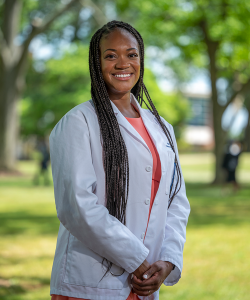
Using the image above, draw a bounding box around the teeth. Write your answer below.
[114,74,131,78]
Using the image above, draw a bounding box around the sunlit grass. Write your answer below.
[0,153,250,300]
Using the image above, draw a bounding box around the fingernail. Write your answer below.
[131,274,134,279]
[143,274,148,279]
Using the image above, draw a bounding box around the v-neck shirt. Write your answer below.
[125,114,162,235]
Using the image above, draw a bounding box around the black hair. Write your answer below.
[89,20,182,225]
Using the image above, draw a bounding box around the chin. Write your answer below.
[113,84,135,93]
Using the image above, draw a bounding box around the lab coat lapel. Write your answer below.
[130,95,173,171]
[130,95,165,152]
[110,99,150,152]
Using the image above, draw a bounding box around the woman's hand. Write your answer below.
[132,259,151,280]
[131,260,173,296]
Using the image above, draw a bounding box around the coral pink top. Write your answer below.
[51,112,161,300]
[125,115,161,237]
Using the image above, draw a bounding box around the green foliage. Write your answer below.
[21,45,188,137]
[116,0,250,85]
[21,45,91,137]
[143,68,189,137]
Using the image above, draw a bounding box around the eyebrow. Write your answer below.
[103,47,138,53]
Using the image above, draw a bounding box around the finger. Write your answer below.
[142,263,160,280]
[132,286,157,297]
[131,275,144,287]
[135,272,163,289]
[132,281,158,292]
[132,273,160,291]
[142,272,163,286]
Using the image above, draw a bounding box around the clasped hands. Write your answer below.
[132,259,173,296]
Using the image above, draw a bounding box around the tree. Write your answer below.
[21,45,188,139]
[143,68,188,139]
[0,0,86,171]
[116,0,250,183]
[21,45,91,138]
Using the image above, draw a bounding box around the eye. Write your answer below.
[105,54,116,59]
[129,53,139,58]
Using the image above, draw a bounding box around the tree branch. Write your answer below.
[36,0,80,34]
[0,28,12,68]
[221,0,229,20]
[80,0,108,26]
[226,77,250,108]
[0,27,6,52]
[2,0,23,48]
[16,0,79,78]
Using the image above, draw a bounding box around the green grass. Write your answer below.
[0,153,250,300]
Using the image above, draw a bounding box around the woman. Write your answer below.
[50,21,190,300]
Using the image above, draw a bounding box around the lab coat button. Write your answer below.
[145,198,150,205]
[141,232,145,239]
[145,166,152,172]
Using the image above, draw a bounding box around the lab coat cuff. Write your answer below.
[160,256,182,286]
[126,247,149,274]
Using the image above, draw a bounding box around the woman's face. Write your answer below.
[99,28,140,99]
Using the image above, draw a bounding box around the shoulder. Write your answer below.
[49,100,96,141]
[63,100,96,121]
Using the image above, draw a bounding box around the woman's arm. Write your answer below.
[49,110,149,274]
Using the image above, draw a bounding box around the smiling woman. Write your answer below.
[49,21,190,300]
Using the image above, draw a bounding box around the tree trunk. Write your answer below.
[207,41,226,183]
[212,99,226,183]
[0,79,19,170]
[0,0,22,171]
[244,98,250,152]
[0,0,80,171]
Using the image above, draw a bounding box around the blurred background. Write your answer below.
[0,0,250,299]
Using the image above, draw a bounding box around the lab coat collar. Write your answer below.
[109,94,154,121]
[109,93,156,125]
[109,94,162,154]
[109,94,150,152]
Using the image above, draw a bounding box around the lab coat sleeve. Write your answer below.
[159,123,190,286]
[49,110,149,274]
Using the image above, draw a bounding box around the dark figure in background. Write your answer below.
[33,137,50,185]
[222,141,242,191]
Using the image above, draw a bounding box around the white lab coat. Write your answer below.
[49,94,190,300]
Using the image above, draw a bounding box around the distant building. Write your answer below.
[183,93,214,149]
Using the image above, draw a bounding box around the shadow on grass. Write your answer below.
[0,284,26,300]
[0,182,249,236]
[0,211,59,236]
[0,276,50,300]
[186,183,250,228]
[0,178,52,188]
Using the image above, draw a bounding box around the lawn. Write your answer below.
[0,153,250,300]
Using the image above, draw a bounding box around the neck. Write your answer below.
[109,91,140,118]
[109,91,131,110]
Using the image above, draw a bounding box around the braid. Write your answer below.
[89,20,182,228]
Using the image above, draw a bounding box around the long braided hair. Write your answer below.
[89,20,182,226]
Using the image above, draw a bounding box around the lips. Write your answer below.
[112,73,133,80]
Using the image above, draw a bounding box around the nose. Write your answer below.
[115,55,129,69]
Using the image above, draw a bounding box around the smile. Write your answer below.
[112,73,133,80]
[114,73,131,77]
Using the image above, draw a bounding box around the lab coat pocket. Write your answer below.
[164,151,175,197]
[63,234,128,289]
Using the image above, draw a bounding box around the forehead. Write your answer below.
[100,28,139,51]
